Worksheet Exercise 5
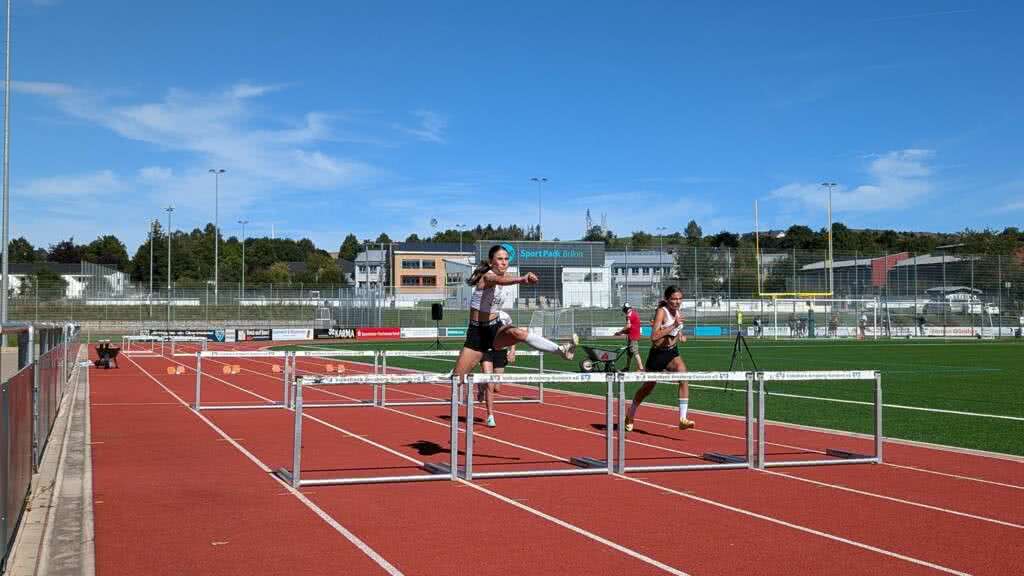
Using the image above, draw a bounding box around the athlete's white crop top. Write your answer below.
[658,306,683,336]
[470,280,511,314]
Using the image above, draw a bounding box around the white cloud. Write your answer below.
[16,169,123,198]
[138,166,173,182]
[228,83,285,99]
[769,149,934,215]
[1004,199,1024,212]
[397,110,447,143]
[13,81,74,97]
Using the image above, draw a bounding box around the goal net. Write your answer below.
[529,308,576,340]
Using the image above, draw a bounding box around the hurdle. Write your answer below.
[757,370,882,468]
[121,335,163,356]
[379,349,546,407]
[164,336,208,356]
[192,350,291,411]
[617,371,755,473]
[458,372,615,480]
[274,372,459,487]
[290,350,381,407]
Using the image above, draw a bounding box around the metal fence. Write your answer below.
[7,247,1023,336]
[1,322,82,569]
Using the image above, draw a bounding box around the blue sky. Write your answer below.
[8,0,1023,253]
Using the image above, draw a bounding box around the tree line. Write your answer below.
[6,221,1021,290]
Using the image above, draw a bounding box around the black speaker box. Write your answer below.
[431,303,444,321]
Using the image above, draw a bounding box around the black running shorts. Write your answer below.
[645,346,679,372]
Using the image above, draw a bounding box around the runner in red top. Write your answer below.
[614,303,644,371]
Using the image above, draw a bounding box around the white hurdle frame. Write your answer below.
[289,350,381,407]
[617,371,754,473]
[275,373,459,487]
[192,350,291,411]
[461,372,614,480]
[379,349,546,407]
[121,335,162,356]
[757,370,883,468]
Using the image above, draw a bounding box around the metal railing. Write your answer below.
[1,322,81,569]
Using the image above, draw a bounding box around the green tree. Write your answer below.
[339,234,360,261]
[48,238,84,263]
[375,233,393,244]
[685,220,703,244]
[84,235,130,270]
[8,237,37,262]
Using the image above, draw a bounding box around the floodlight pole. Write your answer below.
[1,0,12,322]
[209,168,225,305]
[165,205,174,320]
[531,177,547,241]
[238,219,248,298]
[821,182,836,295]
[149,219,155,316]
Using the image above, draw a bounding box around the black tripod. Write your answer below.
[429,318,445,350]
[727,330,758,391]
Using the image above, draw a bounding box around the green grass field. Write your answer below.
[280,337,1023,455]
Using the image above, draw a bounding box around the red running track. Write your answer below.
[85,343,1024,575]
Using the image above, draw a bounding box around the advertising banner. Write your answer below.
[400,327,439,339]
[146,329,225,342]
[314,327,356,340]
[236,328,272,341]
[272,328,314,341]
[444,327,467,338]
[356,327,401,340]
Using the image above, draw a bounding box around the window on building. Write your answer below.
[401,276,420,286]
[402,260,421,269]
[446,273,463,285]
[422,276,437,286]
[642,267,650,275]
[421,260,436,269]
[631,267,640,275]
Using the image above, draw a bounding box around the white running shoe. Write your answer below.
[485,414,496,428]
[560,333,580,361]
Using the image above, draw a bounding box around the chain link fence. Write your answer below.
[8,247,1024,337]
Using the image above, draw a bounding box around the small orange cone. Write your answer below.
[272,365,282,373]
[231,365,241,375]
[336,363,346,374]
[222,365,232,375]
[176,366,185,375]
[166,366,175,375]
[326,364,335,372]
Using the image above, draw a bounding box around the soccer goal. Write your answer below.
[529,308,576,340]
[747,298,880,340]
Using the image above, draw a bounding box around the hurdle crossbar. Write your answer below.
[461,372,614,480]
[379,349,545,407]
[192,350,291,411]
[289,350,381,407]
[757,370,882,468]
[275,373,459,487]
[617,371,754,473]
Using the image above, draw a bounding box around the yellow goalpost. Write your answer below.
[754,191,835,300]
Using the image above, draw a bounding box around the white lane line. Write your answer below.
[123,355,405,576]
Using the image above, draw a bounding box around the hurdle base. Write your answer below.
[274,468,294,484]
[422,462,465,476]
[826,448,872,460]
[702,452,746,464]
[569,456,607,469]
